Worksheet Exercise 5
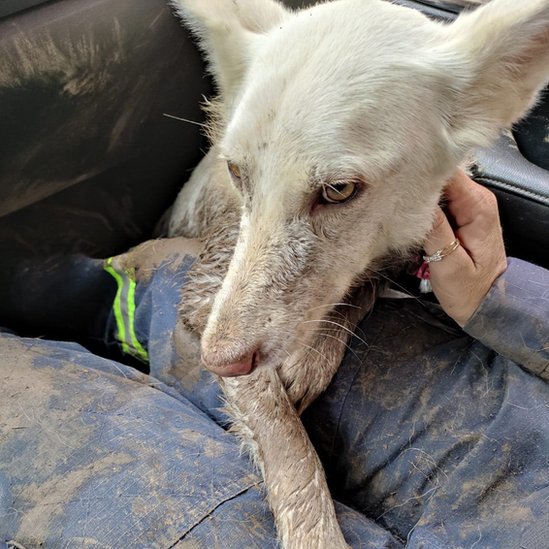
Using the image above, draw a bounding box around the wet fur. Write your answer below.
[167,0,549,546]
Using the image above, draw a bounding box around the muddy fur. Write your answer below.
[167,1,549,547]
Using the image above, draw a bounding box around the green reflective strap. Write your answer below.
[104,258,130,355]
[125,275,149,362]
[104,257,149,362]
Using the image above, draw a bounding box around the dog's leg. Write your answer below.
[220,370,350,549]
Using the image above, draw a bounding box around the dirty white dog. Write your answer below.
[166,0,549,547]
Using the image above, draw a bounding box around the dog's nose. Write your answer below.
[201,348,258,377]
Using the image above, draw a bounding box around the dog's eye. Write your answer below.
[321,182,358,204]
[227,162,242,182]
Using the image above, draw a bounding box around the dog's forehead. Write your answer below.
[223,0,446,179]
[254,0,440,101]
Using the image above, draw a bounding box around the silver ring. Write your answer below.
[423,238,460,263]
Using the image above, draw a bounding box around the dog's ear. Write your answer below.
[172,0,289,107]
[441,0,549,152]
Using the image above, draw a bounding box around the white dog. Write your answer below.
[167,1,549,547]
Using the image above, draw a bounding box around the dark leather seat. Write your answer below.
[0,0,211,259]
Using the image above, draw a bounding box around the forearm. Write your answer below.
[463,258,549,377]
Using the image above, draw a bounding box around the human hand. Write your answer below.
[423,170,507,327]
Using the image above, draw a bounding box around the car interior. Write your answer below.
[0,0,547,363]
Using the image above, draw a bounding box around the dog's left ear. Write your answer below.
[440,0,549,152]
[172,0,290,110]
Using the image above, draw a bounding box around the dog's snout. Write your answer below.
[201,345,260,377]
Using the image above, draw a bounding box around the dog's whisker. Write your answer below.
[277,326,346,364]
[276,329,329,360]
[366,267,421,302]
[317,332,363,363]
[297,341,330,363]
[302,319,368,348]
[162,113,208,128]
[329,310,355,323]
[306,302,360,312]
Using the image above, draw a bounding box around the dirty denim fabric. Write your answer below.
[0,333,398,549]
[1,255,549,548]
[464,257,549,377]
[303,297,549,549]
[0,257,400,549]
[0,335,267,548]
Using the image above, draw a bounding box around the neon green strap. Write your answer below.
[104,257,149,362]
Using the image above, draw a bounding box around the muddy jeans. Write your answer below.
[1,253,548,549]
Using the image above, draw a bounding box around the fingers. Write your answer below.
[423,206,472,274]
